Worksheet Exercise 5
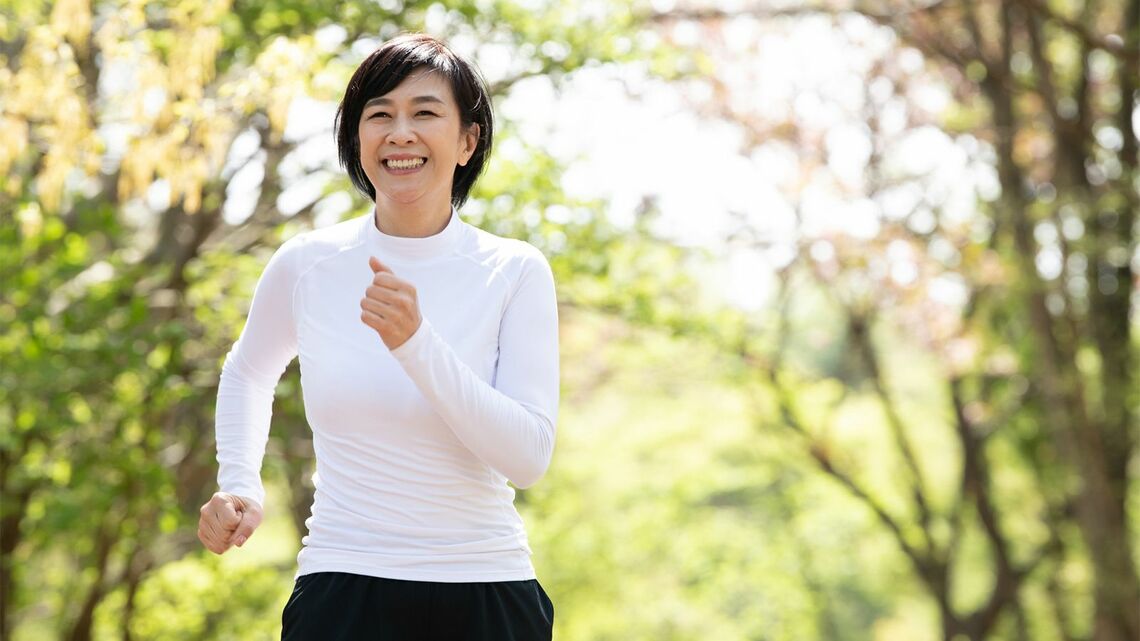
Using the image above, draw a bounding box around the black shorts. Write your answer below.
[280,572,554,641]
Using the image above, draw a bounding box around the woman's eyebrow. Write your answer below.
[364,95,446,108]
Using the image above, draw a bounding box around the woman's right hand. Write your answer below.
[197,492,263,555]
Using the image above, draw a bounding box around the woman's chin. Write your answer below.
[376,189,427,206]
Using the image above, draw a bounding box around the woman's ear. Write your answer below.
[458,123,480,167]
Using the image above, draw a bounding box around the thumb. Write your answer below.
[369,256,393,275]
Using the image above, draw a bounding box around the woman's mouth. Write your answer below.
[384,158,426,172]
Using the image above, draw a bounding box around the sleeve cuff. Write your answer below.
[220,484,266,509]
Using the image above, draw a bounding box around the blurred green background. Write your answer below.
[1,1,1137,640]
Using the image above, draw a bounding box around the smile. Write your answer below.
[385,158,426,170]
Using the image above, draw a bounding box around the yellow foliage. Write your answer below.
[4,0,330,215]
[49,0,92,54]
[169,25,223,101]
[7,26,99,212]
[253,36,319,141]
[0,115,29,180]
[93,0,148,55]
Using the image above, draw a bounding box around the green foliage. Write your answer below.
[5,0,1134,640]
[94,557,291,641]
[524,309,902,641]
[0,2,689,640]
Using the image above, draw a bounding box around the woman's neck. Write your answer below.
[373,197,452,238]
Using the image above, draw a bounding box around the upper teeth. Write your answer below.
[388,158,424,169]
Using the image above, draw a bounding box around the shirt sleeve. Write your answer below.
[214,236,302,507]
[390,249,560,489]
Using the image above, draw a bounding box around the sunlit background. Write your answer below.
[2,0,1138,640]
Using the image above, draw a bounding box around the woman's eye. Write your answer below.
[369,112,391,119]
[417,111,439,117]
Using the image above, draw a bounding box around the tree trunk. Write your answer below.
[0,486,32,641]
[118,545,152,641]
[64,520,117,641]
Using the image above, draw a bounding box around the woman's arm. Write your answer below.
[214,237,302,507]
[365,250,559,488]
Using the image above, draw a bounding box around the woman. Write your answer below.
[196,33,559,640]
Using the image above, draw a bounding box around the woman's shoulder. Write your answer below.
[270,215,367,264]
[286,214,365,251]
[462,223,550,270]
[254,216,368,291]
[456,226,556,300]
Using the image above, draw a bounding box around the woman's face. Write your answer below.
[357,69,479,209]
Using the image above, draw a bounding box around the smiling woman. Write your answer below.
[197,33,559,641]
[336,34,494,227]
[354,71,480,236]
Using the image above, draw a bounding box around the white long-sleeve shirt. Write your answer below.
[214,209,559,582]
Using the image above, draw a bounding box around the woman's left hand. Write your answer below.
[360,256,422,350]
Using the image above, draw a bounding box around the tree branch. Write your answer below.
[1012,0,1137,64]
[754,276,939,588]
[1022,6,1091,189]
[950,378,1020,638]
[847,309,937,558]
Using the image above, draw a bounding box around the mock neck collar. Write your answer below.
[361,208,464,262]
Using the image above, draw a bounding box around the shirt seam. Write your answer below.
[289,235,367,332]
[452,248,514,292]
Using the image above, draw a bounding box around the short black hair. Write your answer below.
[334,33,494,209]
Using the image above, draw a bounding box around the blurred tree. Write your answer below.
[649,0,1137,640]
[0,1,657,639]
[523,305,900,641]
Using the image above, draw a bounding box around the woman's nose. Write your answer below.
[387,116,417,144]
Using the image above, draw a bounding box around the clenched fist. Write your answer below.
[197,492,262,555]
[360,256,422,350]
